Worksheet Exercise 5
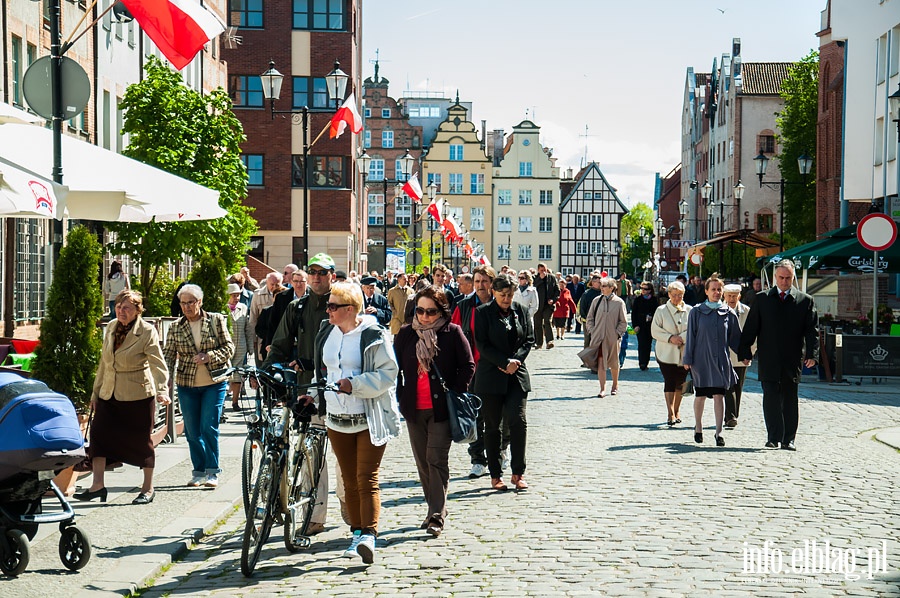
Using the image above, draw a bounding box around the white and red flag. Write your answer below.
[441,215,461,242]
[329,93,363,139]
[401,173,423,202]
[427,198,443,224]
[477,255,492,267]
[463,242,474,258]
[120,0,225,71]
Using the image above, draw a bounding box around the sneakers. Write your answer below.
[468,463,487,478]
[500,448,510,473]
[186,475,205,487]
[356,533,376,564]
[342,530,362,558]
[204,474,218,488]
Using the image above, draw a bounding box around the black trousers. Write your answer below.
[467,406,510,465]
[481,385,528,479]
[724,367,748,421]
[636,328,653,368]
[761,373,800,444]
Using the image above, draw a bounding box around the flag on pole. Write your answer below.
[441,216,461,242]
[463,242,474,258]
[477,255,492,267]
[120,0,225,71]
[401,173,423,202]
[329,93,363,139]
[427,198,443,223]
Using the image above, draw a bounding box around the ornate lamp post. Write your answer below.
[700,180,713,237]
[426,181,437,269]
[356,149,413,272]
[754,150,813,252]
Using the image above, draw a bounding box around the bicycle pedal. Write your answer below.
[291,536,311,549]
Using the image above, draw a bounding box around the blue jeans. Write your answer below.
[178,382,227,476]
[619,334,628,367]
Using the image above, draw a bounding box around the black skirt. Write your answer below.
[695,386,731,398]
[89,395,156,468]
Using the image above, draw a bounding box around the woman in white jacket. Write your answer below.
[650,281,692,426]
[513,270,540,321]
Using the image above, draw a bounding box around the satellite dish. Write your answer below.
[23,56,91,120]
[112,1,134,22]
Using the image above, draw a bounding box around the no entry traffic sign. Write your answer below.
[858,213,898,252]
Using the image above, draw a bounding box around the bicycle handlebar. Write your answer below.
[212,364,343,394]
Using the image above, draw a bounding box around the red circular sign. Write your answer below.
[858,213,898,252]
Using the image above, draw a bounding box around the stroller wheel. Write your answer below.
[0,529,30,576]
[59,526,91,571]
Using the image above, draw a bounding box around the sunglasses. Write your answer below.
[307,269,331,277]
[415,307,440,316]
[325,303,351,312]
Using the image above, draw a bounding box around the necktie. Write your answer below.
[779,291,786,302]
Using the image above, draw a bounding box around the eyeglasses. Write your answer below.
[325,302,351,312]
[307,269,331,277]
[180,300,198,307]
[415,307,440,317]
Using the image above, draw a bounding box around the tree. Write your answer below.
[32,226,104,413]
[107,56,257,300]
[394,226,443,273]
[188,254,228,314]
[619,202,653,276]
[777,50,818,248]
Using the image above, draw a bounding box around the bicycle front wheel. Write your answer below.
[241,432,263,515]
[240,454,277,577]
[284,431,326,550]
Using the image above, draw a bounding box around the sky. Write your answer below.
[363,0,825,208]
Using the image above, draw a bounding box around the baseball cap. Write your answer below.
[308,253,335,270]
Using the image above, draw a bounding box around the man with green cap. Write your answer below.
[264,252,340,533]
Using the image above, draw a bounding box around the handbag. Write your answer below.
[682,373,694,396]
[432,363,481,444]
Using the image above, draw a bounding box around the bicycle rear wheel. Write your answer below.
[284,431,325,550]
[240,454,277,577]
[241,432,263,514]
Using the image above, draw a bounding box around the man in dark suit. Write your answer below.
[533,262,560,349]
[739,260,818,451]
[259,270,308,358]
[360,276,391,326]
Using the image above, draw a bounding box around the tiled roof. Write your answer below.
[741,63,793,95]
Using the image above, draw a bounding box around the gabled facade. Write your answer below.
[558,163,628,279]
[492,120,560,271]
[361,67,424,273]
[422,100,491,270]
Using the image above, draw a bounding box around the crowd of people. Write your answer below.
[76,254,818,565]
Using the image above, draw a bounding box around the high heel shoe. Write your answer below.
[715,434,725,447]
[74,487,108,502]
[694,432,703,444]
[132,490,155,505]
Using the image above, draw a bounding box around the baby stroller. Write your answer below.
[0,371,91,576]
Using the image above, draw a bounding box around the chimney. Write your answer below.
[493,129,504,167]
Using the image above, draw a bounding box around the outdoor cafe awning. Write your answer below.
[687,228,780,255]
[760,225,900,274]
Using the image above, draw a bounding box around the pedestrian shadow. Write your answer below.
[380,478,421,490]
[606,442,763,454]
[531,394,595,402]
[584,423,673,430]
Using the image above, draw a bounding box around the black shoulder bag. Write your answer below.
[432,362,481,444]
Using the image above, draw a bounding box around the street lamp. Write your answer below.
[261,59,347,266]
[890,82,900,137]
[699,180,712,237]
[754,150,814,252]
[426,181,437,269]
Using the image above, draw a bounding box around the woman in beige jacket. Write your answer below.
[585,277,628,397]
[650,281,692,426]
[75,290,170,505]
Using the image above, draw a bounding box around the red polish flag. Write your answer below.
[401,173,422,202]
[329,93,363,139]
[120,0,225,71]
[478,255,492,267]
[463,242,474,258]
[442,216,461,242]
[427,198,443,224]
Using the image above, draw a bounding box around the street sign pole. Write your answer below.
[857,213,898,335]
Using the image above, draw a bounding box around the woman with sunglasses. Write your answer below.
[473,273,535,491]
[299,281,400,564]
[513,270,539,322]
[393,286,475,537]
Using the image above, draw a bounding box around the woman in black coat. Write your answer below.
[473,273,535,491]
[394,286,474,537]
[630,281,659,370]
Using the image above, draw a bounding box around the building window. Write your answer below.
[470,207,484,230]
[590,214,604,228]
[575,214,589,227]
[757,212,774,233]
[518,245,532,260]
[11,36,21,105]
[758,134,776,153]
[539,244,552,260]
[518,190,532,205]
[519,162,533,176]
[539,190,553,205]
[368,193,384,226]
[449,144,464,161]
[584,191,593,199]
[292,77,329,109]
[382,130,394,148]
[497,244,510,260]
[539,217,552,232]
[230,0,263,28]
[498,189,512,205]
[368,158,385,181]
[381,108,391,118]
[293,0,344,30]
[518,217,532,232]
[470,173,484,194]
[364,107,371,118]
[590,241,605,255]
[364,130,371,148]
[580,267,592,279]
[230,75,264,108]
[310,156,345,187]
[576,241,588,255]
[427,172,442,192]
[241,154,264,186]
[395,195,411,226]
[448,173,463,194]
[498,216,512,232]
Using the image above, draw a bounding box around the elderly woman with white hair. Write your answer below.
[163,284,234,487]
[584,277,628,397]
[723,283,754,429]
[651,280,692,426]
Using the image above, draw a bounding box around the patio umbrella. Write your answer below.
[0,123,225,222]
[0,102,44,125]
[0,156,67,218]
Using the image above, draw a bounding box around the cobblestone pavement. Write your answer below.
[137,334,900,597]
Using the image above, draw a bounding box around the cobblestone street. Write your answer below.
[136,334,900,597]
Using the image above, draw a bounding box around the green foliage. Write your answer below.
[394,226,442,272]
[188,254,228,314]
[701,242,761,280]
[134,273,183,317]
[107,55,257,299]
[620,203,655,275]
[32,227,104,413]
[777,50,818,247]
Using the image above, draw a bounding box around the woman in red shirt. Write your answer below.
[552,280,577,341]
